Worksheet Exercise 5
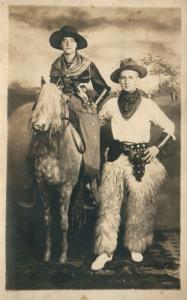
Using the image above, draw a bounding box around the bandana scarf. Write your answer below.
[50,53,91,77]
[118,89,141,119]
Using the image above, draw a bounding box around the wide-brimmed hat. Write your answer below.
[111,58,147,83]
[49,25,88,50]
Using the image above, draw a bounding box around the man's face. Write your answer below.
[61,37,77,55]
[119,69,139,92]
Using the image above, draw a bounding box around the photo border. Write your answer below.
[0,0,187,299]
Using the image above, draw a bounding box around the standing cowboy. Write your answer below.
[91,58,175,270]
[19,25,110,208]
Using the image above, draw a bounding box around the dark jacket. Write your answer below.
[50,54,110,106]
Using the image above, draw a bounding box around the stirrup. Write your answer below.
[17,184,36,208]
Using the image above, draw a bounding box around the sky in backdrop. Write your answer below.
[9,6,181,92]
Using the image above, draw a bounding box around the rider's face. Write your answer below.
[61,37,77,55]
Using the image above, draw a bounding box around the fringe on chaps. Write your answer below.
[94,154,166,255]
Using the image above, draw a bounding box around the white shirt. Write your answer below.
[99,96,175,143]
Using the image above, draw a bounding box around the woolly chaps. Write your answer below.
[94,154,166,255]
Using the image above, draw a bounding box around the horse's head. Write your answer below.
[31,83,68,133]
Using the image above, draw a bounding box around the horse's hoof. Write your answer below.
[43,260,50,265]
[59,255,67,264]
[44,258,51,263]
[44,253,51,263]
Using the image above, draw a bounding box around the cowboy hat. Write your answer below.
[49,25,88,50]
[111,58,147,83]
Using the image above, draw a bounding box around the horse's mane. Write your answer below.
[31,83,67,133]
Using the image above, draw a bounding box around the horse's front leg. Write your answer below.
[59,185,73,264]
[39,184,52,263]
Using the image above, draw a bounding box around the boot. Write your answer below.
[73,175,97,211]
[83,186,97,210]
[91,253,113,271]
[83,177,97,210]
[131,252,143,262]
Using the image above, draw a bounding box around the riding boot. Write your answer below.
[72,175,97,214]
[83,177,97,210]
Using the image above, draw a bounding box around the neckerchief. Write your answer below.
[118,89,141,119]
[50,53,91,77]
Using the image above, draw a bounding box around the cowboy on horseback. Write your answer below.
[19,25,110,208]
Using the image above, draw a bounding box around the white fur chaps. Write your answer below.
[94,154,166,255]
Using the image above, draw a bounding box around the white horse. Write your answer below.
[30,83,84,263]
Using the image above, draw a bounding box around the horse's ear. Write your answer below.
[41,76,46,87]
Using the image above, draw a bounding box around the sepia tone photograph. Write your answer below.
[1,0,187,299]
